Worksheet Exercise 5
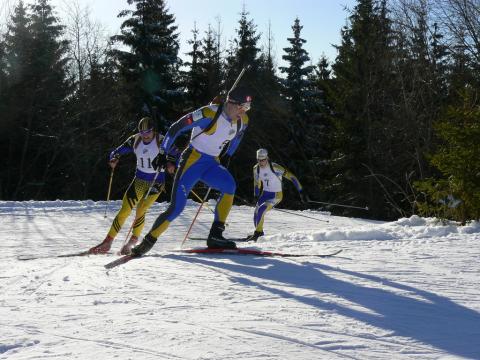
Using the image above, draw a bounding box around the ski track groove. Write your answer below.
[0,322,181,359]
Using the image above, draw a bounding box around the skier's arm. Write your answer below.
[253,165,261,197]
[109,135,135,160]
[274,163,303,192]
[161,106,219,154]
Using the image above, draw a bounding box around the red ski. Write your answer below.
[176,248,342,258]
[104,248,342,269]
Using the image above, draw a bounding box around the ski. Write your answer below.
[18,251,111,261]
[188,237,254,242]
[176,248,343,258]
[104,255,137,269]
[104,248,342,269]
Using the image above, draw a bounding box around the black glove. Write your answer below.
[152,153,167,171]
[300,191,310,204]
[221,154,231,168]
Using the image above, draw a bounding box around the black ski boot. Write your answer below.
[207,221,237,249]
[130,234,157,257]
[246,230,264,242]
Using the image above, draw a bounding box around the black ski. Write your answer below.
[104,255,138,269]
[188,237,255,242]
[18,251,111,261]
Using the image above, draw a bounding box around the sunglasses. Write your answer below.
[258,158,267,162]
[229,100,251,111]
[140,128,153,135]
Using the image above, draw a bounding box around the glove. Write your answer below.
[299,192,310,204]
[152,153,167,171]
[221,154,231,168]
[165,154,177,175]
[108,154,120,169]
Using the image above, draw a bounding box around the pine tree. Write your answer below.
[184,23,205,107]
[248,21,286,160]
[278,17,320,203]
[280,18,314,120]
[327,0,398,218]
[224,6,261,88]
[110,0,182,130]
[24,0,71,199]
[415,90,480,223]
[0,0,71,200]
[199,24,223,102]
[0,1,32,199]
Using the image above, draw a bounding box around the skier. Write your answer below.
[89,117,177,255]
[246,148,309,241]
[129,86,253,256]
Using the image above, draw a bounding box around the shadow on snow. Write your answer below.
[165,254,480,359]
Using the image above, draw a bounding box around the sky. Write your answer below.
[34,0,358,67]
[2,199,480,358]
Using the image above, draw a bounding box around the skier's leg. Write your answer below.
[131,149,209,255]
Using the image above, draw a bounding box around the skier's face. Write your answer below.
[226,100,251,119]
[140,129,154,142]
[258,158,268,168]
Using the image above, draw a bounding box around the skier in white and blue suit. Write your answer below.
[130,86,253,256]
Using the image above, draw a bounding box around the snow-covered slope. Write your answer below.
[1,200,480,359]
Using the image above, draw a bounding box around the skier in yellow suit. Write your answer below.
[89,117,177,255]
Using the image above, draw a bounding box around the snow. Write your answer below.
[1,200,480,359]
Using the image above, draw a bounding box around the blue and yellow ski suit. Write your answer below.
[146,104,249,239]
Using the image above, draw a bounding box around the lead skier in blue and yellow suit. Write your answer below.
[130,86,253,256]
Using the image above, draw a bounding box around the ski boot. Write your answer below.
[119,235,138,255]
[245,230,264,242]
[130,234,157,257]
[89,235,113,254]
[207,221,237,249]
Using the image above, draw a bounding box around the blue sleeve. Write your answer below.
[109,135,135,160]
[161,112,213,153]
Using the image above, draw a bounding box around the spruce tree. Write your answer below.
[279,17,319,203]
[199,24,223,102]
[415,90,480,223]
[327,0,397,218]
[1,0,71,200]
[184,23,206,107]
[280,18,314,121]
[110,0,182,130]
[224,7,261,88]
[0,1,32,199]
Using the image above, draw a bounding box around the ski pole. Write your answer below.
[104,167,115,218]
[191,189,215,215]
[190,189,230,227]
[308,199,369,211]
[181,187,212,247]
[235,195,329,223]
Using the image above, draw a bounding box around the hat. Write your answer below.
[256,148,268,160]
[138,117,154,132]
[227,86,253,104]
